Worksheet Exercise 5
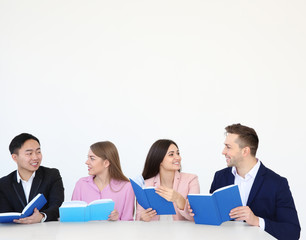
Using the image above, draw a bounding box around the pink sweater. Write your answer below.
[72,176,135,221]
[136,171,200,221]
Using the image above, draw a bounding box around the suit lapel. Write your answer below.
[12,171,27,208]
[247,163,267,206]
[29,168,43,201]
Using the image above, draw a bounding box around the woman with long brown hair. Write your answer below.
[72,141,134,221]
[136,139,200,221]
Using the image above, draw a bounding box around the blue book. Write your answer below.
[59,199,115,222]
[129,178,176,215]
[188,185,242,226]
[0,193,47,223]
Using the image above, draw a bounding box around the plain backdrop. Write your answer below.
[0,0,305,238]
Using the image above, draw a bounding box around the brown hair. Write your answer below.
[225,123,259,156]
[142,139,179,180]
[90,141,129,182]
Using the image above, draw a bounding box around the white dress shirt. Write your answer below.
[17,171,36,203]
[16,171,47,222]
[231,160,265,229]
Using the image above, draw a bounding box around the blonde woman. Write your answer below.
[72,141,134,221]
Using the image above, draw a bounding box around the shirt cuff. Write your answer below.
[40,212,47,223]
[258,217,265,230]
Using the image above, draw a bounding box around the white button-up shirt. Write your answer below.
[17,171,36,203]
[231,160,265,229]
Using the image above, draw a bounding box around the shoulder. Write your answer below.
[111,179,132,191]
[260,163,288,185]
[38,166,61,176]
[0,170,16,185]
[75,176,92,186]
[214,167,232,178]
[178,172,198,182]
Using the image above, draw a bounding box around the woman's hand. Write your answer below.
[140,208,157,222]
[155,186,186,210]
[108,209,119,221]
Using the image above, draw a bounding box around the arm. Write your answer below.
[263,178,300,240]
[155,174,200,220]
[117,182,135,221]
[43,169,65,221]
[176,175,200,220]
[135,202,157,222]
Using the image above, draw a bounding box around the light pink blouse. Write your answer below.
[72,176,135,221]
[136,171,200,221]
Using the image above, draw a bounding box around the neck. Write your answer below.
[159,168,175,188]
[18,169,34,181]
[94,171,110,191]
[236,157,257,178]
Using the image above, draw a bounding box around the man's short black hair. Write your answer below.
[9,133,40,155]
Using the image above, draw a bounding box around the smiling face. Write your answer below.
[12,139,42,179]
[222,133,244,167]
[85,149,109,176]
[160,144,181,172]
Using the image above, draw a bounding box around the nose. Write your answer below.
[85,159,90,165]
[32,152,39,160]
[222,147,227,155]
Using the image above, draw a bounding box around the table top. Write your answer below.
[0,220,275,240]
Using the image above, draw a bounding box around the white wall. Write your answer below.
[1,0,305,238]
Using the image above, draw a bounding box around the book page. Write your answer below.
[61,201,87,208]
[88,199,113,205]
[0,212,21,216]
[22,193,42,214]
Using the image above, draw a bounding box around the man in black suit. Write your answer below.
[0,133,64,223]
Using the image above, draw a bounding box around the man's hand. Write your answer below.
[13,208,44,224]
[229,206,259,226]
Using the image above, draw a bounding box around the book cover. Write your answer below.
[0,193,47,223]
[188,185,242,226]
[129,178,176,215]
[59,199,114,222]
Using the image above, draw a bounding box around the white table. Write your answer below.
[0,220,275,240]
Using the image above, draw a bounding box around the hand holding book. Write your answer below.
[155,186,186,210]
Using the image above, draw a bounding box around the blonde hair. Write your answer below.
[90,141,129,182]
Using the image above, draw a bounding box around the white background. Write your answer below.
[0,0,305,238]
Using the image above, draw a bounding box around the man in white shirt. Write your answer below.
[0,133,64,223]
[209,123,300,240]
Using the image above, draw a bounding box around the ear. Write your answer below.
[12,154,18,163]
[103,159,110,168]
[242,146,251,157]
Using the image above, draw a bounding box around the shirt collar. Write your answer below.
[232,159,261,179]
[16,171,36,183]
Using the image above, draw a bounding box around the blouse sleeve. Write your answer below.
[119,182,135,221]
[176,174,200,221]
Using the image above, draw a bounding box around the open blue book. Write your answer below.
[188,185,242,226]
[59,199,114,222]
[129,178,175,215]
[0,193,47,223]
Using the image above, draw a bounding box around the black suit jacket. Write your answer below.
[0,166,64,221]
[210,162,301,240]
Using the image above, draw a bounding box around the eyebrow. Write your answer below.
[25,148,41,152]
